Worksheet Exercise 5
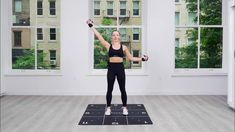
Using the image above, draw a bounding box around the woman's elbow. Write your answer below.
[128,57,134,61]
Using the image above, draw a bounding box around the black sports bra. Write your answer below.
[108,44,124,58]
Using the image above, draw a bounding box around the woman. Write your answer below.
[86,19,148,116]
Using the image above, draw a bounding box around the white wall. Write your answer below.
[0,0,5,96]
[1,0,228,95]
[227,0,235,108]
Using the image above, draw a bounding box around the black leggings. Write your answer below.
[106,62,127,107]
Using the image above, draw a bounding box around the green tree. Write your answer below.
[94,28,112,69]
[175,29,198,68]
[102,18,113,25]
[12,49,35,69]
[12,49,49,69]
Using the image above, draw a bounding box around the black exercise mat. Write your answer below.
[78,104,153,125]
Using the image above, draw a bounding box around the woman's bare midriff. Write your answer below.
[109,57,123,63]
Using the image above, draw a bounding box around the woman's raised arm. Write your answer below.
[86,19,110,50]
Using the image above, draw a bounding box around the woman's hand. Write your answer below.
[86,19,93,28]
[142,55,149,61]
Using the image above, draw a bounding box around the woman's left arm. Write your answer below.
[123,45,148,62]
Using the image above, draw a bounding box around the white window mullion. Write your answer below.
[35,0,37,70]
[117,0,119,30]
[197,0,199,26]
[198,27,201,69]
[197,0,200,69]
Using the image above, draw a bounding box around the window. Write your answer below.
[14,0,22,13]
[107,1,113,16]
[175,0,223,69]
[49,1,56,15]
[120,1,127,16]
[133,1,139,16]
[50,28,56,40]
[188,12,197,25]
[94,1,100,16]
[133,28,140,41]
[37,28,43,40]
[91,0,143,69]
[37,0,43,15]
[13,31,22,47]
[50,50,56,60]
[187,38,194,45]
[49,50,57,68]
[11,0,60,70]
[133,50,139,64]
[175,12,180,25]
[175,38,179,47]
[120,28,127,41]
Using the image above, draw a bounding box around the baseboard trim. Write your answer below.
[228,101,235,109]
[4,91,227,96]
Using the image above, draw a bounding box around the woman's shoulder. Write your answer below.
[122,45,127,50]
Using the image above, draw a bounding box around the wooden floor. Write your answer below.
[1,95,234,132]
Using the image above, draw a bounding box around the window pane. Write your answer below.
[120,28,127,42]
[107,1,114,15]
[37,50,46,69]
[49,50,57,69]
[175,28,198,68]
[49,1,56,15]
[133,1,139,16]
[125,28,141,69]
[93,1,117,26]
[50,28,56,40]
[188,12,197,25]
[175,0,198,26]
[120,0,142,26]
[133,50,139,64]
[37,1,43,15]
[15,0,22,12]
[200,28,222,68]
[12,28,35,69]
[37,28,60,70]
[200,0,222,25]
[133,28,140,41]
[94,1,100,15]
[37,28,43,40]
[120,1,126,16]
[175,38,179,47]
[13,0,30,26]
[175,12,180,25]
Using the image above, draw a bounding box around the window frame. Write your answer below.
[88,0,148,75]
[49,28,56,41]
[37,0,43,16]
[132,50,140,65]
[132,0,140,17]
[2,0,61,75]
[173,0,227,76]
[107,1,114,16]
[13,30,22,47]
[37,28,44,41]
[120,1,127,16]
[132,28,140,42]
[94,0,101,16]
[49,0,56,16]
